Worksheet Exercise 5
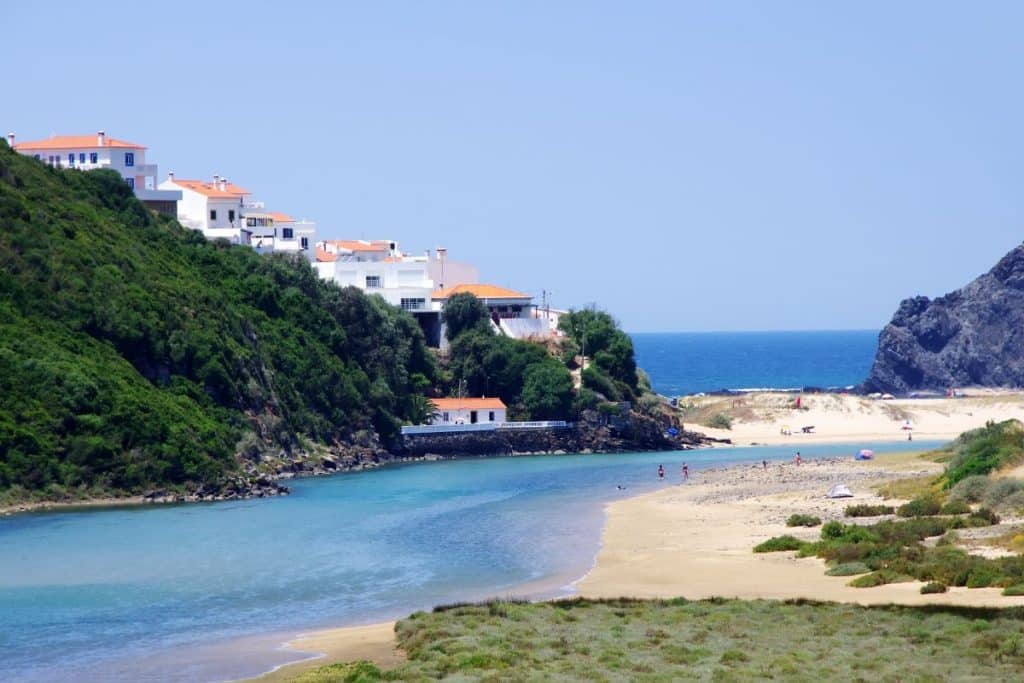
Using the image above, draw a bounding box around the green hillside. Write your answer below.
[0,143,435,502]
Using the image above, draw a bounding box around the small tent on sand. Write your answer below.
[826,483,854,498]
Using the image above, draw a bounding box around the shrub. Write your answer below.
[940,500,971,515]
[845,504,895,518]
[1000,490,1024,513]
[825,562,870,576]
[848,570,912,588]
[821,521,846,539]
[984,479,1024,509]
[897,496,942,518]
[753,535,807,553]
[786,514,822,528]
[920,581,948,594]
[706,413,733,430]
[950,475,990,503]
[1003,585,1024,596]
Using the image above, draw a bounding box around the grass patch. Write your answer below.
[825,562,871,577]
[874,475,938,501]
[921,582,948,594]
[705,413,733,430]
[753,535,807,553]
[940,500,971,515]
[787,513,822,527]
[897,496,943,518]
[1003,585,1024,597]
[940,420,1024,487]
[845,504,895,517]
[295,598,1024,682]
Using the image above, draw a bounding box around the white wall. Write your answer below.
[427,259,479,289]
[431,406,507,425]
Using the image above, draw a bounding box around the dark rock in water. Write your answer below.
[863,244,1024,393]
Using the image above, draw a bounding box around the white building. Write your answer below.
[159,174,255,244]
[9,131,181,215]
[315,240,434,312]
[429,397,507,425]
[251,212,317,254]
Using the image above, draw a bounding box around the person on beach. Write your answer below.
[682,463,689,480]
[658,464,664,479]
[795,452,802,466]
[762,459,768,470]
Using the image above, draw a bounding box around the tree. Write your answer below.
[521,360,574,420]
[443,292,491,341]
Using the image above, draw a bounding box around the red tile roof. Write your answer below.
[315,248,338,262]
[322,240,391,253]
[432,284,531,300]
[431,397,507,411]
[14,134,145,150]
[268,211,294,223]
[169,178,251,198]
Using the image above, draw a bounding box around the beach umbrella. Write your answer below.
[856,449,874,460]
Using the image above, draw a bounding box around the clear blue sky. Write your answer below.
[6,2,1022,332]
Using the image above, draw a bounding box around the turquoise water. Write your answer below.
[1,440,936,682]
[632,331,879,396]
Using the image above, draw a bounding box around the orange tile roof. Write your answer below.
[432,284,532,300]
[323,240,390,253]
[13,134,145,150]
[170,178,251,198]
[431,397,507,411]
[315,248,338,262]
[268,211,294,223]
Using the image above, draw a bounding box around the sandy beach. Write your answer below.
[691,390,1024,446]
[577,453,1024,607]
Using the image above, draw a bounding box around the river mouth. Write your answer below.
[0,440,937,683]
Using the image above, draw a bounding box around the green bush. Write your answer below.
[845,504,895,517]
[949,475,990,503]
[920,581,948,594]
[1000,490,1024,513]
[753,535,807,553]
[821,520,846,539]
[786,514,822,527]
[940,500,971,515]
[706,413,733,430]
[897,496,942,518]
[943,420,1024,486]
[825,562,870,576]
[1003,585,1024,596]
[848,570,912,588]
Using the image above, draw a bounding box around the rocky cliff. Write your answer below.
[863,244,1024,393]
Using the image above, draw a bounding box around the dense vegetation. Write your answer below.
[939,419,1024,487]
[0,144,435,502]
[441,294,654,422]
[292,598,1024,681]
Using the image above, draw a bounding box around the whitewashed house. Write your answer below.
[251,212,317,254]
[9,131,181,215]
[158,174,255,244]
[315,240,434,312]
[429,398,507,425]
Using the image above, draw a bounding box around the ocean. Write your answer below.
[632,330,879,396]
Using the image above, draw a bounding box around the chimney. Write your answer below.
[97,130,106,147]
[167,171,175,182]
[219,177,228,192]
[436,247,447,261]
[6,133,13,148]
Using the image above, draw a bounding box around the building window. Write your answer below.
[33,154,40,160]
[365,275,382,288]
[79,153,86,163]
[210,210,217,221]
[68,153,75,165]
[228,209,235,223]
[489,411,495,422]
[400,298,425,311]
[300,237,309,250]
[282,228,294,239]
[125,152,134,167]
[126,178,135,189]
[442,412,450,423]
[90,152,98,163]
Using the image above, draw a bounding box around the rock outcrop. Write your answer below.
[863,244,1024,393]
